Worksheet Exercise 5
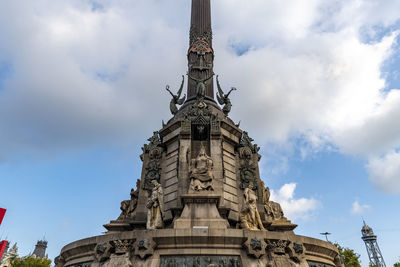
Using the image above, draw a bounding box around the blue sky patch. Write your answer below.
[89,0,104,12]
[229,41,252,56]
[0,61,14,91]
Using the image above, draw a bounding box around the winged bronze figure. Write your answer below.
[216,75,236,116]
[166,75,186,115]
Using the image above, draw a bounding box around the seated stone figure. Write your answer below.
[240,182,265,231]
[189,145,214,192]
[117,179,140,221]
[262,185,286,221]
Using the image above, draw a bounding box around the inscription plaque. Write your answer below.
[160,255,241,267]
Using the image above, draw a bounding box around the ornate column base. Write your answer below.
[173,193,229,229]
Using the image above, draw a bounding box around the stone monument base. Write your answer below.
[173,193,229,229]
[56,229,343,267]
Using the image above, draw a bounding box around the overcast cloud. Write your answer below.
[0,0,400,192]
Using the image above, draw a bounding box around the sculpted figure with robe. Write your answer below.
[189,145,214,192]
[240,181,265,231]
[146,180,164,229]
[261,181,285,221]
[117,179,140,221]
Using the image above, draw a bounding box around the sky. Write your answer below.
[0,0,400,266]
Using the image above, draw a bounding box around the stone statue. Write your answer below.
[166,75,186,115]
[117,179,140,221]
[260,180,269,205]
[262,185,286,221]
[146,180,164,229]
[240,182,265,231]
[189,144,214,192]
[216,75,236,116]
[0,243,18,267]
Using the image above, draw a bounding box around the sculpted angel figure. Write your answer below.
[146,180,164,229]
[189,144,214,192]
[166,75,186,115]
[240,181,265,231]
[216,75,236,116]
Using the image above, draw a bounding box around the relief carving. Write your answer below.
[266,240,289,255]
[238,147,257,190]
[142,132,163,193]
[240,131,260,154]
[243,237,267,259]
[142,131,162,154]
[92,240,133,267]
[93,242,112,264]
[146,180,164,229]
[189,75,213,100]
[143,160,161,192]
[133,237,156,259]
[265,240,303,267]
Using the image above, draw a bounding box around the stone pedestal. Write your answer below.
[266,219,297,231]
[173,193,229,229]
[103,220,133,232]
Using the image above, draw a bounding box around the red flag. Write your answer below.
[0,240,8,260]
[0,208,5,226]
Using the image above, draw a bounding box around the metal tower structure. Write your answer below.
[361,221,386,267]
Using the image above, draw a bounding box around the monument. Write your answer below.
[55,1,344,266]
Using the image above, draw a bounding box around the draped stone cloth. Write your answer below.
[146,181,164,229]
[240,186,265,231]
[189,146,214,191]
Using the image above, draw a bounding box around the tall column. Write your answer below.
[187,0,215,101]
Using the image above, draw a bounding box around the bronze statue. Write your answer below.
[240,181,265,231]
[216,75,236,116]
[146,180,164,229]
[166,75,186,115]
[189,144,214,192]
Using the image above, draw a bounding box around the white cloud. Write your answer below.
[367,151,400,193]
[351,200,371,214]
[0,1,399,193]
[270,183,321,221]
